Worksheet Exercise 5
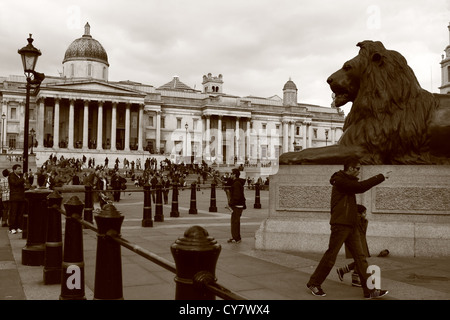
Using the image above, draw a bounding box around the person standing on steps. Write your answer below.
[306,157,391,299]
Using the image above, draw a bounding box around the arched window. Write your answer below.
[71,64,74,77]
[87,64,92,76]
[447,66,450,83]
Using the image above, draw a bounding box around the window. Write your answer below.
[161,117,165,128]
[10,108,17,120]
[148,116,154,127]
[193,119,198,130]
[276,124,280,134]
[8,135,16,149]
[261,145,267,158]
[30,107,36,121]
[87,64,92,76]
[296,126,300,135]
[177,118,181,129]
[448,66,450,83]
[103,67,107,80]
[71,64,74,77]
[262,123,267,130]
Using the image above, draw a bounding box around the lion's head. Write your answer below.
[327,40,439,164]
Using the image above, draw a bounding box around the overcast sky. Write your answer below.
[0,0,449,115]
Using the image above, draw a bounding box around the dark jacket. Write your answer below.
[329,170,384,226]
[8,173,26,202]
[229,178,246,207]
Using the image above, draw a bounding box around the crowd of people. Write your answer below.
[0,154,270,235]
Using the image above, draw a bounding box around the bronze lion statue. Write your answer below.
[280,40,450,165]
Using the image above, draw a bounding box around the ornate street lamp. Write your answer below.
[18,34,45,173]
[325,129,329,146]
[1,113,5,154]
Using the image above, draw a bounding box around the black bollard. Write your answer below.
[171,226,221,300]
[141,184,153,227]
[84,185,93,224]
[43,191,63,285]
[189,183,198,215]
[22,187,52,266]
[94,204,124,300]
[254,182,262,209]
[170,184,179,217]
[60,196,86,300]
[154,183,164,222]
[209,183,217,212]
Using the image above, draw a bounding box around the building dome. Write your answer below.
[63,23,109,66]
[283,78,297,91]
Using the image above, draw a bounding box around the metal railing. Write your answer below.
[23,182,263,300]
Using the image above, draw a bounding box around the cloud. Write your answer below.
[1,0,449,113]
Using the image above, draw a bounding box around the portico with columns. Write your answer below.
[35,81,146,154]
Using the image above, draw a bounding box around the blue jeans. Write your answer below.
[308,224,371,295]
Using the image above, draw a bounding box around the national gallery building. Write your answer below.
[0,23,345,167]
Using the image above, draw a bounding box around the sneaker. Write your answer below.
[364,289,389,299]
[336,268,345,281]
[307,284,326,297]
[16,228,23,233]
[352,272,362,287]
[227,238,241,243]
[9,229,16,234]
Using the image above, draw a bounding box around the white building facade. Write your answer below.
[0,23,345,167]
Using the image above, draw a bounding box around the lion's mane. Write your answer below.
[340,41,439,164]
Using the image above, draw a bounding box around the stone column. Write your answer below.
[138,104,144,152]
[68,99,75,149]
[37,99,45,149]
[283,120,289,153]
[111,102,117,151]
[217,116,223,163]
[235,117,240,160]
[302,122,307,150]
[53,98,60,150]
[205,115,210,159]
[308,123,313,148]
[155,110,161,153]
[246,119,251,160]
[97,101,103,150]
[124,103,130,151]
[331,126,336,144]
[289,122,295,152]
[82,100,89,149]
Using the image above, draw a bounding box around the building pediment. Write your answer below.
[41,79,145,97]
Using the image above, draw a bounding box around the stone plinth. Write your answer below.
[255,165,450,257]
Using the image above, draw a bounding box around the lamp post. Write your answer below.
[18,34,45,174]
[293,140,297,151]
[185,122,188,159]
[1,113,5,154]
[30,128,35,155]
[325,129,329,146]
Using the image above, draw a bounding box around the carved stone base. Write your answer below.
[255,165,450,257]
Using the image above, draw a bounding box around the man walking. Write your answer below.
[306,157,391,299]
